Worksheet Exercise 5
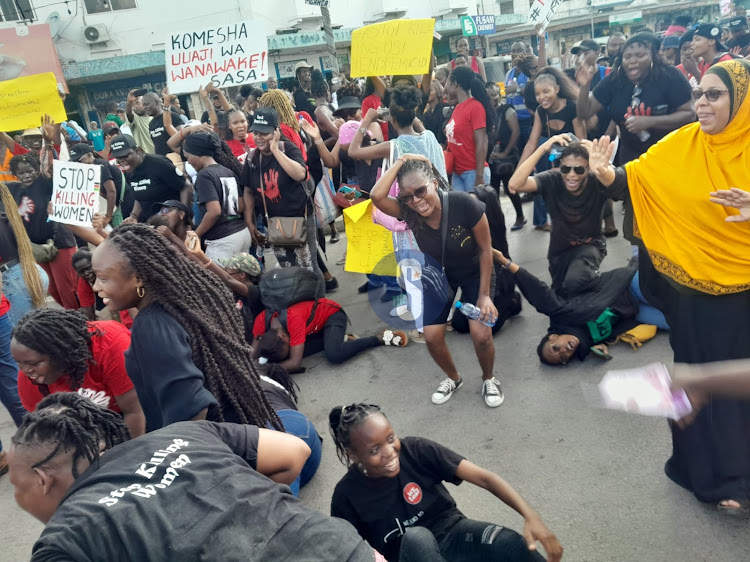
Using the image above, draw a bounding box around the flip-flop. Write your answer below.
[381,329,408,347]
[717,500,750,515]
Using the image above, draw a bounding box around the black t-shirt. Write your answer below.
[94,158,125,204]
[728,33,750,56]
[148,113,172,156]
[7,179,76,248]
[534,170,622,257]
[294,88,317,120]
[537,99,577,137]
[127,155,185,222]
[592,66,692,162]
[412,191,485,286]
[195,164,246,240]
[0,206,19,264]
[260,377,297,412]
[31,421,375,562]
[240,142,309,218]
[331,436,465,562]
[422,102,447,145]
[124,303,225,432]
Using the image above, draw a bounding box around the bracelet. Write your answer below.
[203,258,212,268]
[104,214,112,218]
[502,260,514,270]
[314,138,324,145]
[358,127,368,135]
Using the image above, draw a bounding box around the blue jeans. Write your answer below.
[0,312,27,453]
[2,263,48,326]
[533,195,549,227]
[630,272,670,330]
[451,168,491,193]
[399,519,545,562]
[277,409,322,497]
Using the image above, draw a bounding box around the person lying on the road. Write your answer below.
[493,250,667,365]
[8,393,381,561]
[251,298,408,374]
[329,402,563,562]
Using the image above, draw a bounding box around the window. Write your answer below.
[84,0,137,14]
[499,1,514,14]
[0,0,35,22]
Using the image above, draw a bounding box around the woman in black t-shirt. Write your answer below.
[8,154,79,310]
[329,403,562,562]
[370,154,505,408]
[183,132,251,260]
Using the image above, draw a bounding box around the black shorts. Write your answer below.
[424,272,496,327]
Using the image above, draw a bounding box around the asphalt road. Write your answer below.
[0,198,748,561]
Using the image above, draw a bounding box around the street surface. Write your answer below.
[1,199,747,561]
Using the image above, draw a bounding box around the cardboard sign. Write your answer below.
[50,161,100,227]
[0,24,68,92]
[351,19,435,77]
[166,20,268,94]
[343,200,397,275]
[528,0,565,35]
[0,72,66,131]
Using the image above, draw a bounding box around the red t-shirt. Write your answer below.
[445,98,486,174]
[0,294,9,317]
[451,55,481,75]
[361,94,389,141]
[252,298,341,347]
[76,277,95,308]
[698,54,735,78]
[119,310,134,330]
[17,320,134,413]
[226,137,256,164]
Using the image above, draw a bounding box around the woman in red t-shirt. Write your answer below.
[251,298,407,373]
[225,109,256,164]
[451,37,487,82]
[444,66,495,192]
[11,308,145,437]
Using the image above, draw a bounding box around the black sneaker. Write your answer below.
[325,278,339,293]
[330,231,340,244]
[431,377,463,405]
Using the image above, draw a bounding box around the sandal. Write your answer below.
[717,499,750,515]
[604,229,619,238]
[535,223,552,232]
[380,329,408,347]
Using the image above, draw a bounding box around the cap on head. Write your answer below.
[151,199,193,220]
[694,23,728,50]
[218,253,261,277]
[20,128,43,137]
[69,143,94,162]
[571,39,599,55]
[332,96,362,117]
[249,107,279,133]
[729,16,748,31]
[661,36,681,50]
[109,134,138,157]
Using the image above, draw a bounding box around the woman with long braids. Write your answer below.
[444,66,495,192]
[258,89,314,160]
[329,403,563,562]
[11,308,145,437]
[91,223,280,432]
[8,393,380,560]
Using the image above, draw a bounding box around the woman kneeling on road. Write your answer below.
[370,153,503,408]
[329,403,563,562]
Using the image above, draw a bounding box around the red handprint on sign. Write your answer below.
[18,196,35,223]
[261,168,281,203]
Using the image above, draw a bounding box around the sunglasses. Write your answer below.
[691,88,729,102]
[397,183,430,205]
[631,85,643,108]
[559,165,587,175]
[158,206,179,215]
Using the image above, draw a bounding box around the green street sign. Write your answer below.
[461,16,477,37]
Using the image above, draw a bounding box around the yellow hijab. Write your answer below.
[625,59,750,295]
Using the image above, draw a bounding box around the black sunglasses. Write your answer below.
[397,183,430,205]
[691,88,729,102]
[631,85,643,108]
[560,165,587,175]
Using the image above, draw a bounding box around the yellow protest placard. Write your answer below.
[351,19,435,77]
[0,72,66,131]
[344,200,397,275]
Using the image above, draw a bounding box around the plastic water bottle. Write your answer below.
[455,301,496,327]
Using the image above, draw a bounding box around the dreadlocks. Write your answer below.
[259,89,299,132]
[12,309,98,395]
[106,223,281,430]
[0,182,45,307]
[12,392,130,479]
[329,403,384,466]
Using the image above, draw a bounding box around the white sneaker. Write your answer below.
[432,377,463,405]
[482,377,505,408]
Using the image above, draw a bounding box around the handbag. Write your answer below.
[31,239,58,263]
[490,143,519,177]
[313,163,339,225]
[259,154,308,248]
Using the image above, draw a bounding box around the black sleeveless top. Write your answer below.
[537,99,577,137]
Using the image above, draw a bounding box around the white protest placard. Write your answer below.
[166,20,268,94]
[528,0,565,35]
[50,160,100,227]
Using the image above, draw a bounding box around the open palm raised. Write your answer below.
[710,188,750,223]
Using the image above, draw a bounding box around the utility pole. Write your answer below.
[321,6,339,73]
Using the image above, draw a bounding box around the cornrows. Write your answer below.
[107,223,281,430]
[329,403,384,466]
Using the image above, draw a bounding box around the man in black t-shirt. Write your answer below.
[728,16,750,57]
[293,61,317,119]
[142,92,178,156]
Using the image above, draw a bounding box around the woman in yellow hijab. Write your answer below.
[588,59,750,513]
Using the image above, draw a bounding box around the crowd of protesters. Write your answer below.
[1,12,750,561]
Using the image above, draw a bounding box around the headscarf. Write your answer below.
[183,132,220,157]
[625,60,750,295]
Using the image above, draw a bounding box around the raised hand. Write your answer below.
[588,136,615,176]
[299,118,320,141]
[542,133,573,152]
[363,107,380,124]
[709,188,750,222]
[575,62,597,86]
[40,114,57,142]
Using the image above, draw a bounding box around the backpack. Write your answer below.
[259,266,323,332]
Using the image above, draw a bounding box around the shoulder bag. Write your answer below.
[258,152,308,248]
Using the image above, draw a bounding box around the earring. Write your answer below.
[136,286,145,298]
[357,463,368,477]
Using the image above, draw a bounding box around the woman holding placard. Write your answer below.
[7,149,78,310]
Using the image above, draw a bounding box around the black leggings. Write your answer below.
[303,311,382,364]
[490,171,524,222]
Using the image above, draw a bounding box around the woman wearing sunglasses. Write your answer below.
[370,154,504,408]
[583,60,750,514]
[576,32,694,249]
[509,134,622,298]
